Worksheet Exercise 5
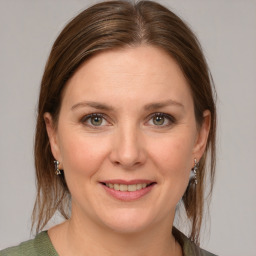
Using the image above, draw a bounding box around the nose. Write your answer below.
[109,125,146,169]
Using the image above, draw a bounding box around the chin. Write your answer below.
[97,208,158,234]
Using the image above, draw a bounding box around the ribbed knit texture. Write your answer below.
[0,231,58,256]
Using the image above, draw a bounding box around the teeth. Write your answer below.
[119,184,127,191]
[105,183,149,191]
[136,184,142,190]
[114,184,119,190]
[128,184,137,192]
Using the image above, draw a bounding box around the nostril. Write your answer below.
[113,160,141,168]
[113,161,121,166]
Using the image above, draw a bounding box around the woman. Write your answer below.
[0,1,217,255]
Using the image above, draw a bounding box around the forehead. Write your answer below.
[62,45,193,109]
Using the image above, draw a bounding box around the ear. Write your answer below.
[192,110,211,160]
[44,112,62,164]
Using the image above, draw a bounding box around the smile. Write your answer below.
[105,183,149,192]
[100,180,156,201]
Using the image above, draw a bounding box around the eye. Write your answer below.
[81,113,108,127]
[148,113,175,127]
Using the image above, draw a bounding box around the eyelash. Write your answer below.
[80,113,107,128]
[80,112,176,128]
[148,112,176,127]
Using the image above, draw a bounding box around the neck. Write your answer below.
[51,210,181,256]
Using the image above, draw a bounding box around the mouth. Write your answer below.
[101,182,156,192]
[99,180,156,201]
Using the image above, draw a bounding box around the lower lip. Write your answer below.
[101,184,155,201]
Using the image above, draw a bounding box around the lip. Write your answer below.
[100,179,156,201]
[100,179,154,185]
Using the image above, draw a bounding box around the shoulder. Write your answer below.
[0,231,58,256]
[172,227,217,256]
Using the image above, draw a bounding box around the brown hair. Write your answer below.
[33,0,216,244]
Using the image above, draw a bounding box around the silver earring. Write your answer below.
[54,160,61,175]
[191,158,199,185]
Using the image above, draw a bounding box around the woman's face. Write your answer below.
[45,45,210,234]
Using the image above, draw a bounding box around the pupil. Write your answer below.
[153,116,164,125]
[91,116,102,126]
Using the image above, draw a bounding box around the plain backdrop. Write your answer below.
[0,1,256,255]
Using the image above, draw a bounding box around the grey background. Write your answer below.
[0,1,256,255]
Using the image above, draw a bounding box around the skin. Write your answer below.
[45,45,210,256]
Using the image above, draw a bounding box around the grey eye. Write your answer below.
[81,113,107,127]
[152,115,165,125]
[90,116,103,126]
[148,113,175,127]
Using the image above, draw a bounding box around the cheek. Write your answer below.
[58,130,110,179]
[149,131,195,180]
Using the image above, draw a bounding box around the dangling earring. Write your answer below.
[54,160,61,175]
[191,158,199,185]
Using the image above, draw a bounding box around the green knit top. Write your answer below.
[0,228,217,256]
[0,232,57,256]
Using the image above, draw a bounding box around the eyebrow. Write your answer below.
[71,99,184,111]
[71,101,114,111]
[144,99,184,110]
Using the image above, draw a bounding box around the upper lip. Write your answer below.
[100,179,155,185]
